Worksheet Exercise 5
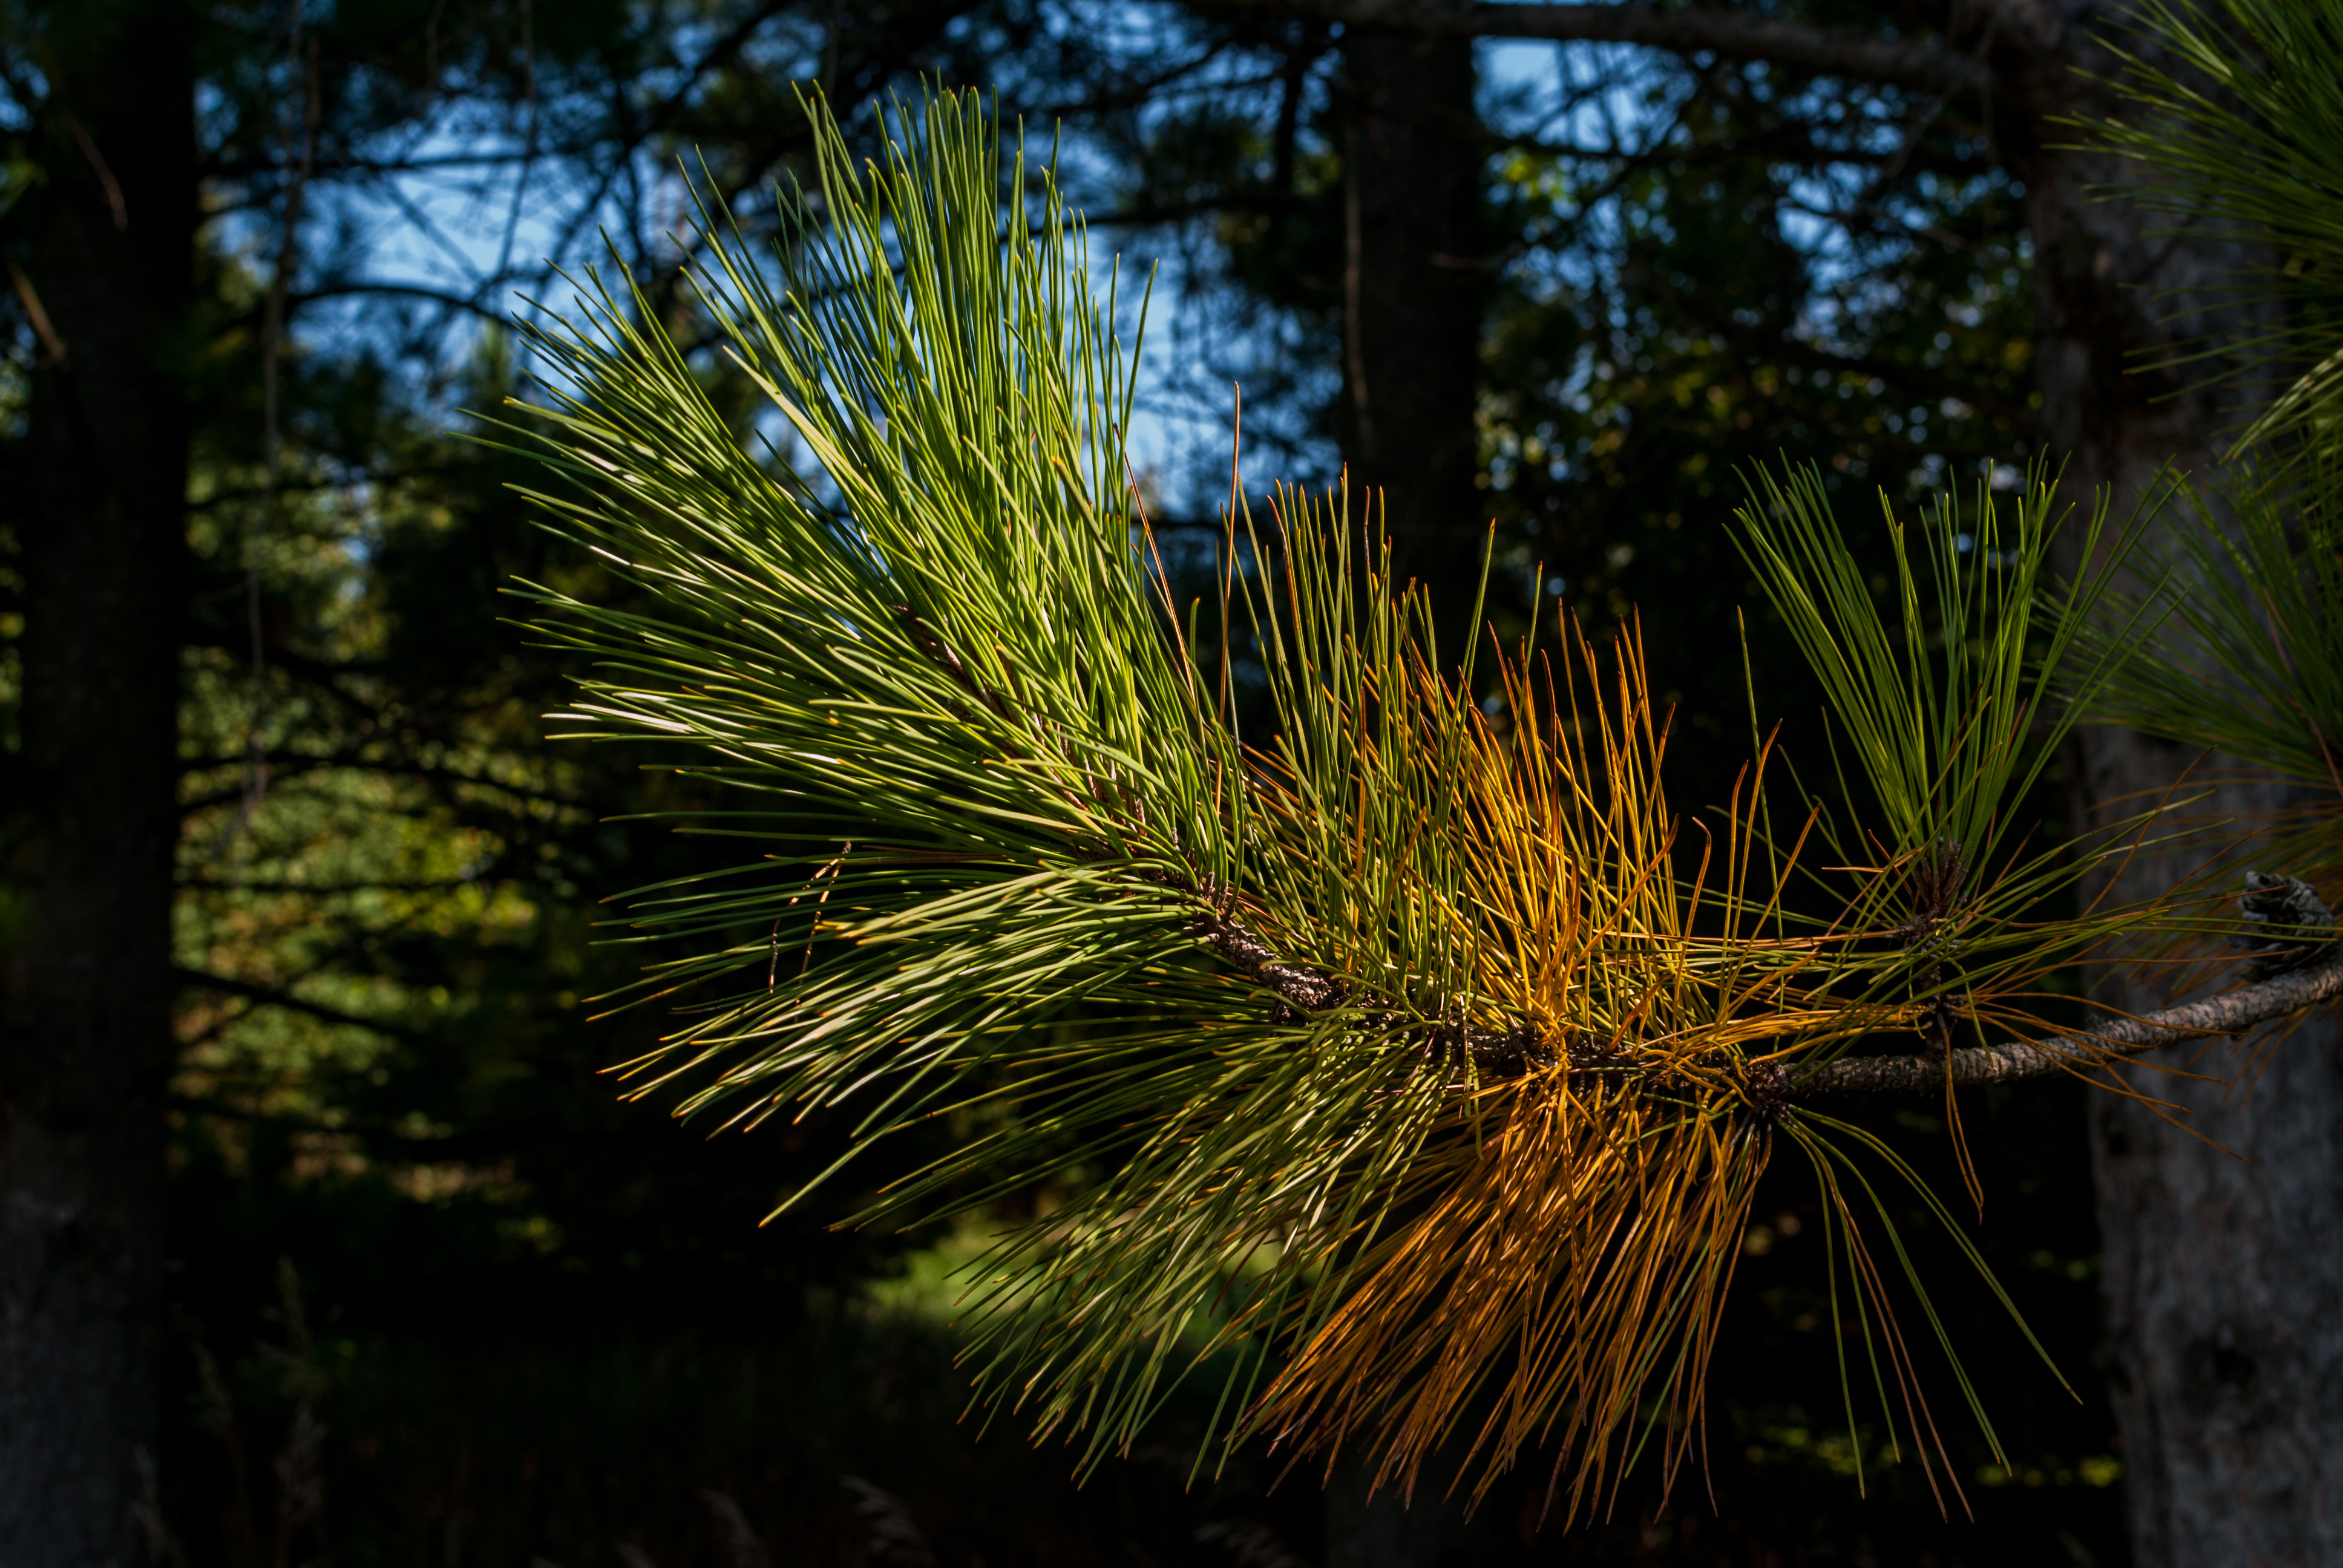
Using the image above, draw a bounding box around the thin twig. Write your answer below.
[1192,906,1550,1073]
[1200,881,2343,1098]
[5,258,67,365]
[1797,940,2343,1096]
[61,114,128,230]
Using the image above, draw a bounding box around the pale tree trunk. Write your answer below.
[2001,4,2343,1563]
[1338,1,1486,667]
[0,6,195,1564]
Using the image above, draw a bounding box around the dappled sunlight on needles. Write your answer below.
[504,83,2343,1529]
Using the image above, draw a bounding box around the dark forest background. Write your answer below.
[2,1,2164,1563]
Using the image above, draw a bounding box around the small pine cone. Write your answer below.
[2232,872,2336,978]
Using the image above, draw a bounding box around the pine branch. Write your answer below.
[887,577,1561,1079]
[1193,907,1548,1073]
[1205,909,2343,1100]
[1798,944,2343,1094]
[175,969,418,1040]
[1195,2,1989,97]
[514,84,2336,1514]
[1801,911,2343,1096]
[1198,901,2343,1099]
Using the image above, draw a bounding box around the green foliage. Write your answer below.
[513,86,2198,1518]
[2094,0,2343,459]
[1733,463,2139,869]
[1728,464,2185,1019]
[2079,466,2343,875]
[516,89,1625,1492]
[517,90,1236,1159]
[0,1,2192,1553]
[2081,1,2343,875]
[517,88,1285,1464]
[2,2,2209,1555]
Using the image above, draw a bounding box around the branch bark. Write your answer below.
[176,969,419,1041]
[1198,910,1547,1072]
[1202,899,2343,1099]
[1198,1,1987,97]
[1801,944,2343,1095]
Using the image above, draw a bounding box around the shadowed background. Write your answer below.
[9,0,2284,1563]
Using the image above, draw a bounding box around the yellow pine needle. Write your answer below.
[1229,613,1827,1515]
[1252,1075,1768,1522]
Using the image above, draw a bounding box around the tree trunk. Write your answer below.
[1323,16,1483,1564]
[0,7,195,1564]
[1338,4,1486,667]
[2002,4,2343,1563]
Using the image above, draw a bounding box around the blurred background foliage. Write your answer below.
[2,0,2119,1562]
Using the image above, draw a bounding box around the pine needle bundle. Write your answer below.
[1240,612,1786,1514]
[2093,0,2343,460]
[2057,0,2343,886]
[504,88,2266,1520]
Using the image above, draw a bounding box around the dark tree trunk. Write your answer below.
[1323,16,1484,1564]
[1999,4,2343,1563]
[0,7,195,1564]
[2085,910,2343,1568]
[1338,4,1486,668]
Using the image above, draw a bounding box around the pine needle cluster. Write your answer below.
[2094,0,2343,460]
[503,89,2252,1520]
[2084,0,2343,879]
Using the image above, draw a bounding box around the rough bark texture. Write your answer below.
[2084,844,2343,1568]
[1339,3,1486,664]
[0,6,195,1564]
[1996,2,2343,1562]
